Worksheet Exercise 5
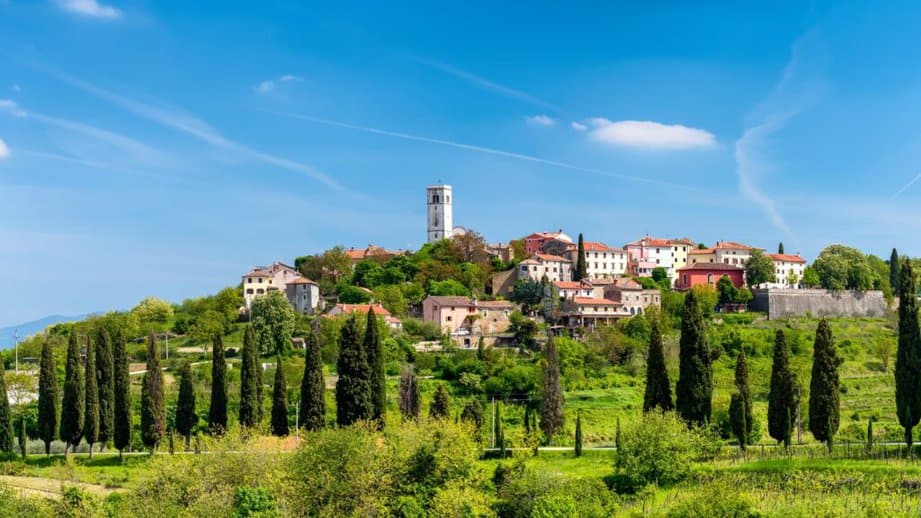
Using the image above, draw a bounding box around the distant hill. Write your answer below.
[0,314,94,349]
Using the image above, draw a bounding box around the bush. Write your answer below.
[665,490,761,518]
[613,412,711,491]
[232,486,279,518]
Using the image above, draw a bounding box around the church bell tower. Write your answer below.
[426,184,453,243]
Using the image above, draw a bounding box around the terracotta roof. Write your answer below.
[668,237,697,246]
[610,278,642,290]
[242,269,271,278]
[524,231,571,242]
[534,254,571,263]
[689,248,714,255]
[426,296,475,306]
[713,241,755,251]
[518,259,539,265]
[769,253,806,264]
[288,277,317,285]
[332,303,392,317]
[570,241,624,253]
[554,281,589,290]
[572,297,620,306]
[677,263,745,272]
[476,300,516,309]
[626,236,671,247]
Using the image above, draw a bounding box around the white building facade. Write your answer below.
[768,253,807,289]
[427,184,453,243]
[518,254,572,283]
[563,242,628,279]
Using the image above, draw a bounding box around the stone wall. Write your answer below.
[751,288,889,320]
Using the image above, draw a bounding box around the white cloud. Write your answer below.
[0,99,26,117]
[254,74,303,95]
[0,138,9,159]
[570,121,587,132]
[586,118,716,150]
[55,0,122,20]
[11,84,20,93]
[525,114,554,127]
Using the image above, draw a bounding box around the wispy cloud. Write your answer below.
[272,111,708,194]
[40,69,344,190]
[254,74,303,95]
[734,30,824,233]
[893,171,921,199]
[0,138,9,159]
[55,0,121,20]
[525,114,554,127]
[586,118,716,150]
[570,121,587,132]
[414,57,563,113]
[11,84,20,93]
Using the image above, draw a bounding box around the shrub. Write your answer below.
[232,486,279,518]
[613,412,710,491]
[665,490,761,518]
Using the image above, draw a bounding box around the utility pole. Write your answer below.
[12,329,19,374]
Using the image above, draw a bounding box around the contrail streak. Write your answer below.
[892,171,921,199]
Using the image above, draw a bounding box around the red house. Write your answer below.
[675,263,745,290]
[523,230,572,256]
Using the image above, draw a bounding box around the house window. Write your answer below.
[257,288,264,294]
[258,278,263,283]
[446,316,452,322]
[247,278,252,283]
[246,288,254,294]
[706,274,713,284]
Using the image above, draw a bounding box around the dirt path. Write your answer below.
[0,475,116,500]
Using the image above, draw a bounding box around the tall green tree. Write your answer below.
[768,330,797,447]
[113,334,132,459]
[271,356,289,436]
[398,368,420,421]
[574,412,583,457]
[745,249,777,287]
[364,308,386,425]
[896,259,921,451]
[299,331,326,431]
[729,393,747,450]
[675,289,714,425]
[239,326,260,429]
[540,336,565,442]
[734,348,753,440]
[175,362,196,450]
[208,333,228,434]
[140,333,165,451]
[890,248,901,295]
[460,399,485,440]
[37,340,58,455]
[809,319,842,450]
[335,315,372,425]
[0,351,12,453]
[60,330,85,453]
[778,242,784,254]
[251,290,297,355]
[83,335,99,458]
[574,233,587,281]
[643,320,673,412]
[429,384,451,419]
[95,327,115,448]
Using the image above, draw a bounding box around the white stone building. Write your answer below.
[427,184,453,243]
[517,254,572,283]
[767,253,807,289]
[563,241,628,279]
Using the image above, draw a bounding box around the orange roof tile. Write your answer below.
[572,297,620,306]
[534,253,570,262]
[769,253,806,264]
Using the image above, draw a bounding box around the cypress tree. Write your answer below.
[477,336,486,361]
[429,384,451,419]
[768,330,797,447]
[335,315,372,425]
[398,368,420,421]
[896,259,921,451]
[38,340,58,455]
[890,248,901,293]
[18,415,26,459]
[95,327,114,448]
[524,404,532,435]
[867,419,874,453]
[495,402,505,457]
[239,326,260,429]
[113,333,131,459]
[83,334,99,458]
[540,336,564,442]
[735,348,753,439]
[271,356,289,436]
[300,331,326,431]
[140,333,165,452]
[365,308,386,425]
[460,399,485,439]
[574,412,583,457]
[175,362,196,450]
[574,233,587,281]
[0,352,13,453]
[60,330,85,453]
[208,333,228,434]
[675,289,714,425]
[809,319,842,450]
[778,242,784,254]
[729,393,747,450]
[643,320,673,412]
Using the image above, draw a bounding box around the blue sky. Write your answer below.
[2,1,921,326]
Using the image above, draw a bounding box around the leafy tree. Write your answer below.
[209,333,228,434]
[509,311,539,350]
[271,356,289,436]
[335,315,372,426]
[675,289,714,425]
[429,384,451,419]
[716,275,740,305]
[251,290,297,355]
[768,330,797,447]
[745,249,776,287]
[60,330,85,453]
[540,336,565,442]
[364,308,386,425]
[188,310,226,345]
[809,319,842,450]
[778,242,784,254]
[37,340,58,455]
[372,285,408,317]
[295,246,352,295]
[141,333,165,451]
[574,412,583,457]
[643,320,673,412]
[113,334,132,459]
[95,327,115,447]
[239,326,260,429]
[175,362,196,450]
[427,279,471,297]
[614,411,709,490]
[651,267,670,288]
[574,233,587,281]
[891,248,901,293]
[811,244,879,291]
[802,266,821,288]
[131,297,174,330]
[0,351,12,453]
[509,279,543,313]
[353,259,385,288]
[453,228,490,264]
[896,259,921,451]
[300,331,326,431]
[398,368,420,421]
[83,334,99,458]
[338,285,373,304]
